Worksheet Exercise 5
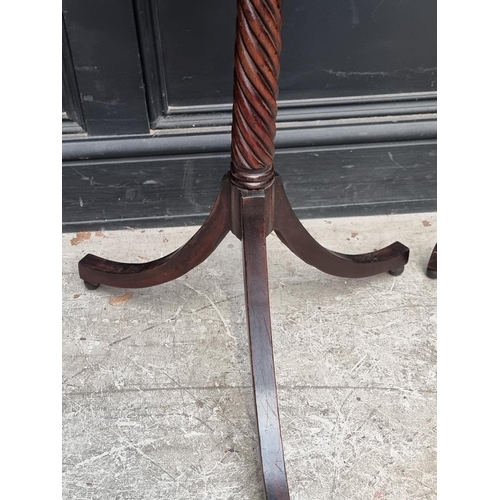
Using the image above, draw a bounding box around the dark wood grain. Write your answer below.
[240,189,290,500]
[78,176,231,288]
[273,175,409,277]
[75,1,421,497]
[230,0,284,189]
[426,244,437,279]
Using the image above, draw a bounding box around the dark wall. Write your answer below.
[153,0,436,110]
[62,0,437,231]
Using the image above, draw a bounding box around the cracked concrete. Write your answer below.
[62,212,437,499]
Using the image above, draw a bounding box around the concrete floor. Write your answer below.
[62,212,437,500]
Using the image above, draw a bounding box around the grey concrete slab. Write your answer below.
[63,212,437,500]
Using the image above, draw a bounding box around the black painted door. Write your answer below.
[63,0,436,134]
[62,0,436,231]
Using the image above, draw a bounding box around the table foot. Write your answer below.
[426,244,437,279]
[83,281,100,290]
[389,267,405,277]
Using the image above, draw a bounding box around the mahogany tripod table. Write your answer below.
[79,1,410,498]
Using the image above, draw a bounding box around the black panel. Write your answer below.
[279,0,437,100]
[62,17,85,134]
[149,0,436,113]
[154,0,236,110]
[62,141,436,232]
[133,0,169,126]
[62,0,150,135]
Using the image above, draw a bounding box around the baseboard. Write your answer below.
[62,95,436,232]
[62,139,436,233]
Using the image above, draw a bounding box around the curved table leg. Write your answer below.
[241,190,290,500]
[78,176,232,289]
[426,244,437,279]
[273,176,409,278]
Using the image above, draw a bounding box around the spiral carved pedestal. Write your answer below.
[230,0,282,190]
[78,1,409,498]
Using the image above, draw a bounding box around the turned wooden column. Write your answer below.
[78,3,410,497]
[230,0,283,190]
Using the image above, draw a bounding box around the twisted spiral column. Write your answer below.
[230,0,284,189]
